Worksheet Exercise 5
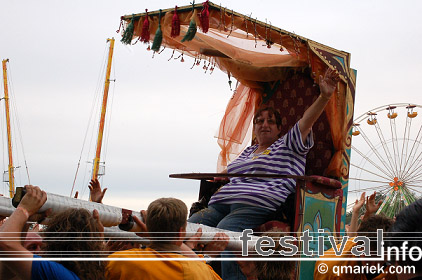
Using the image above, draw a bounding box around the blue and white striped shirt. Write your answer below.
[209,122,313,211]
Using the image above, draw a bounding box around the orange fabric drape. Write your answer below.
[324,82,347,177]
[216,84,260,172]
[124,7,356,178]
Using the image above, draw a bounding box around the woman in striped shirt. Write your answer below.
[188,68,340,280]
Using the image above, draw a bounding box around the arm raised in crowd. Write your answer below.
[89,178,107,203]
[348,192,365,237]
[0,185,47,280]
[363,191,382,220]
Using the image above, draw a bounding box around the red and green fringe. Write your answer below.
[120,15,135,45]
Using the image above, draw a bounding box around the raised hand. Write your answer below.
[349,192,366,237]
[352,192,366,214]
[319,68,340,99]
[365,191,382,217]
[88,179,107,203]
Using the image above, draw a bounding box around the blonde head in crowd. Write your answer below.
[146,198,188,244]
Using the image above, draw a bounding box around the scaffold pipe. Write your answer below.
[9,188,260,251]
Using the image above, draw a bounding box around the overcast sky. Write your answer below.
[1,0,421,211]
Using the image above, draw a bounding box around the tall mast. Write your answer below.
[92,38,115,180]
[2,59,14,198]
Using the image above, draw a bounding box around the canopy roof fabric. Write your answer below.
[120,1,357,179]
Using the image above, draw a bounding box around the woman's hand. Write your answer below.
[319,68,340,99]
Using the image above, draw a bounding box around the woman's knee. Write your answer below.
[187,206,225,227]
[217,206,274,232]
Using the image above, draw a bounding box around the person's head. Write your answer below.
[357,214,393,236]
[356,215,393,267]
[146,197,188,246]
[41,208,105,280]
[23,232,43,253]
[387,199,422,275]
[254,230,296,280]
[253,107,282,147]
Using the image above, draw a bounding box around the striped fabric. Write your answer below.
[209,122,313,211]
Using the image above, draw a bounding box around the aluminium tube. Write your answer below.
[12,187,260,251]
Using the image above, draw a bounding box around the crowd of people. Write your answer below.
[1,184,421,280]
[0,183,295,280]
[315,192,422,280]
[0,68,421,280]
[315,192,395,280]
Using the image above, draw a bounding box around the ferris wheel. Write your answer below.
[348,103,422,218]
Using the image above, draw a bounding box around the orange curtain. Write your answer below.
[216,84,260,172]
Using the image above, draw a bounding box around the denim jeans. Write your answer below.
[188,203,274,280]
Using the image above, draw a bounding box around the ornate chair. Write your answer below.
[190,69,345,279]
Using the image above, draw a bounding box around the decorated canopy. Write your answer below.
[119,1,357,180]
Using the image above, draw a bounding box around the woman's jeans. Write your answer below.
[188,203,274,280]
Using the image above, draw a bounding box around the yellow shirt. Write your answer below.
[106,247,222,280]
[314,238,397,280]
